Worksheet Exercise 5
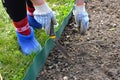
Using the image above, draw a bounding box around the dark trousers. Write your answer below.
[2,0,34,22]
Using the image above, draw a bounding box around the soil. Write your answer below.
[37,0,120,80]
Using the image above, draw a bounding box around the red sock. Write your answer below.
[13,17,30,35]
[27,5,35,17]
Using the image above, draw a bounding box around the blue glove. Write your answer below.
[28,15,42,29]
[16,27,42,55]
[74,5,89,34]
[33,3,57,35]
[34,12,56,35]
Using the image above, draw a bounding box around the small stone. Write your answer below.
[66,35,70,38]
[63,76,68,80]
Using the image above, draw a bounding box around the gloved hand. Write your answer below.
[33,3,57,35]
[73,4,89,34]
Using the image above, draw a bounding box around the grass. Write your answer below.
[0,0,74,80]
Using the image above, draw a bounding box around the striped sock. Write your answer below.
[13,17,30,35]
[27,5,35,17]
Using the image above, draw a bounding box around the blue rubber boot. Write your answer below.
[28,15,42,29]
[16,27,42,55]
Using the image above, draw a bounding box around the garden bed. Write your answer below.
[37,0,120,80]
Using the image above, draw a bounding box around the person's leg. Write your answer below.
[26,0,35,16]
[2,0,30,35]
[2,0,42,55]
[26,0,42,29]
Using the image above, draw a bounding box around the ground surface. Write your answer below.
[37,0,120,80]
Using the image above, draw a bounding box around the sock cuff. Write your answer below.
[13,17,30,35]
[27,6,35,16]
[13,17,28,28]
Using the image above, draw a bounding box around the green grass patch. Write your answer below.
[0,0,74,79]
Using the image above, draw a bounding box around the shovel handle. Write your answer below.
[49,20,56,39]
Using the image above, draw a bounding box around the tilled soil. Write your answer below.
[37,0,120,80]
